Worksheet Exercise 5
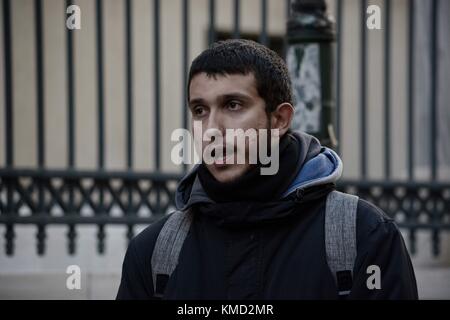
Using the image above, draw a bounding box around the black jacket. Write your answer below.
[117,132,418,300]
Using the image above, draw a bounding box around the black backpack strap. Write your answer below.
[151,209,192,298]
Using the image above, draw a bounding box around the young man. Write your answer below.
[117,39,418,300]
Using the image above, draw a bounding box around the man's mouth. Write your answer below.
[211,146,235,167]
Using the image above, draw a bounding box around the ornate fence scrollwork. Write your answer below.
[1,170,449,256]
[338,181,450,256]
[0,169,181,255]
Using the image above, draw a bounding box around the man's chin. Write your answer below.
[206,163,250,183]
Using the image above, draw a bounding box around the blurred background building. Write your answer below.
[0,0,449,299]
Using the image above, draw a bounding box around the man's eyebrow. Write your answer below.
[221,92,252,102]
[189,93,252,107]
[188,98,207,107]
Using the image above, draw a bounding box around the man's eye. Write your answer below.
[193,106,206,116]
[227,101,242,110]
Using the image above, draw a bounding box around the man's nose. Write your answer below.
[205,109,224,134]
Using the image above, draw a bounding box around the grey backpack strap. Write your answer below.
[325,190,359,297]
[151,209,193,298]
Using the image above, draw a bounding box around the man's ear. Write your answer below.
[270,103,294,136]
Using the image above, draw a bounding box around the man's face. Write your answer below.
[188,72,270,183]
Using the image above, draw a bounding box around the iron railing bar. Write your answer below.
[282,0,290,59]
[5,176,15,254]
[12,182,38,212]
[134,182,154,211]
[384,0,391,179]
[0,216,448,231]
[153,0,161,170]
[96,0,105,169]
[338,180,450,189]
[34,0,47,255]
[45,180,71,213]
[75,180,99,212]
[430,0,438,181]
[233,0,240,39]
[335,0,342,156]
[125,0,133,220]
[182,0,189,173]
[35,0,45,168]
[0,168,183,180]
[0,215,163,225]
[208,0,216,45]
[259,0,268,45]
[160,182,176,208]
[360,0,367,178]
[0,181,4,213]
[286,0,290,20]
[430,0,440,255]
[126,0,133,170]
[105,182,128,213]
[3,0,13,167]
[407,0,415,180]
[66,0,75,168]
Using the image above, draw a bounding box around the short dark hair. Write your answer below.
[187,39,293,113]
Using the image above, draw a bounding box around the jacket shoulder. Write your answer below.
[354,197,407,264]
[356,197,395,238]
[130,213,172,255]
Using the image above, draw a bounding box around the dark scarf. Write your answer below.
[195,133,334,228]
[197,133,301,203]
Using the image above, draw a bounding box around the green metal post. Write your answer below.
[286,0,337,149]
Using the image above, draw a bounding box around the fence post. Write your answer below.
[286,0,337,149]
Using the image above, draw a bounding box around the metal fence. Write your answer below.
[1,0,449,257]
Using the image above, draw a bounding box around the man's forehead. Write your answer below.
[189,72,258,100]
